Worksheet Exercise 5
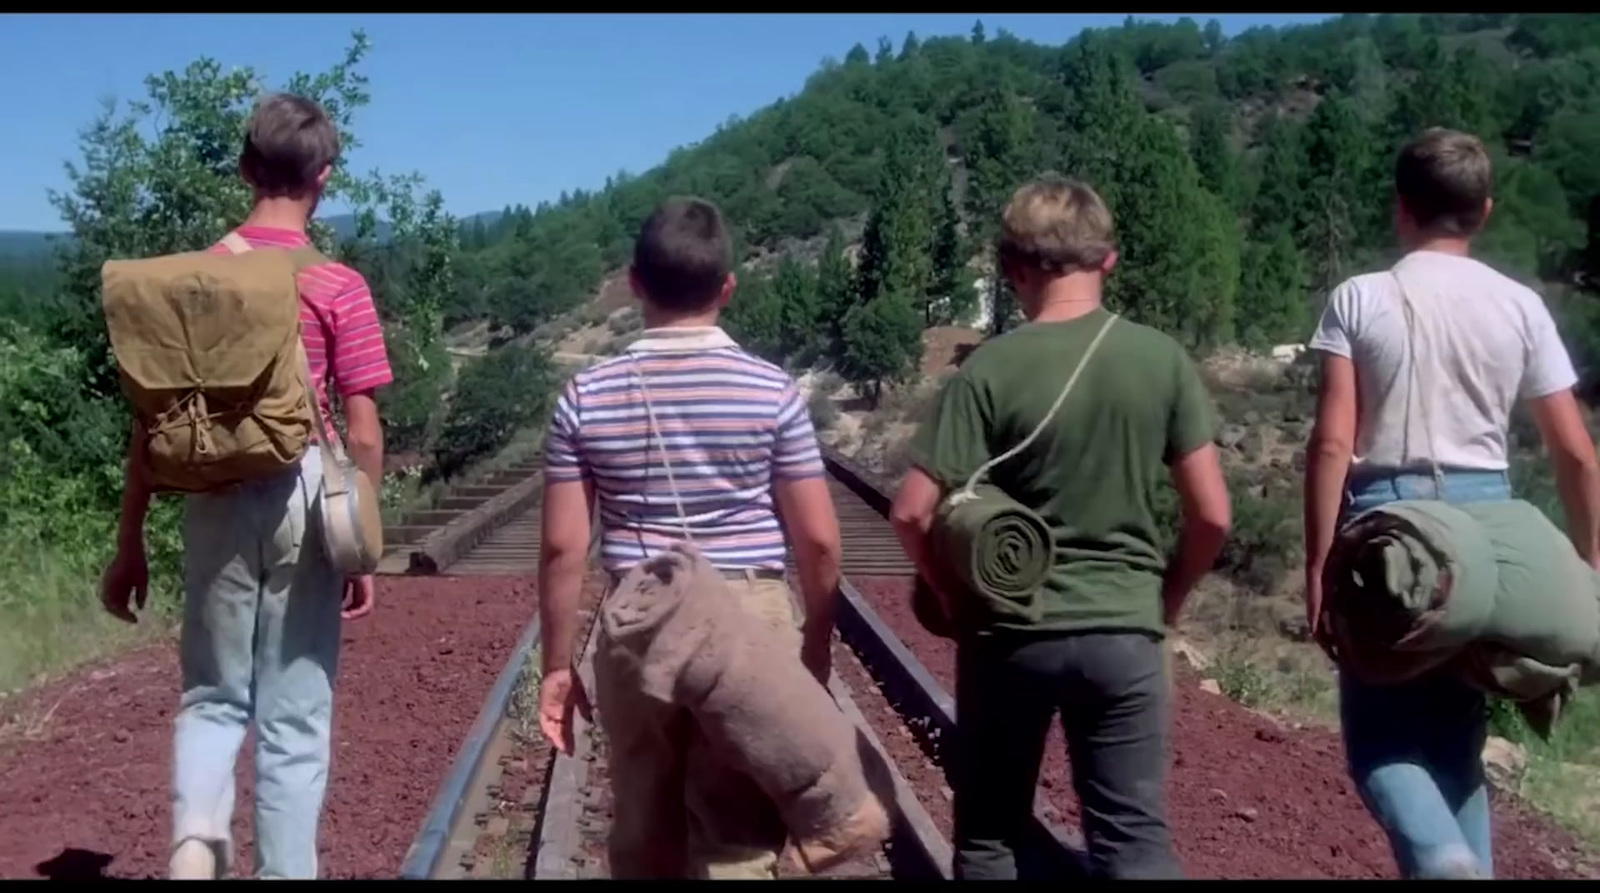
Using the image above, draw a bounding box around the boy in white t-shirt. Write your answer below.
[1303,128,1600,879]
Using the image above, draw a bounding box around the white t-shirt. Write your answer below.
[1308,250,1578,473]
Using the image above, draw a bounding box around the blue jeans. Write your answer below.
[1338,468,1509,880]
[172,447,343,879]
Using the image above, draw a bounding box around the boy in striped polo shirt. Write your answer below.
[99,94,392,879]
[536,197,845,879]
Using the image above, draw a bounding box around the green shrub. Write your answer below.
[0,324,184,689]
[433,344,558,480]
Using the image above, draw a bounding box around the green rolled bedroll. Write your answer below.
[928,483,1055,627]
[1321,498,1600,739]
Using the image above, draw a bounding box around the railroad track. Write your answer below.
[387,449,1088,880]
[379,459,546,576]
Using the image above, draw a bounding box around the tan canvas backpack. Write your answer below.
[102,235,320,492]
[102,233,384,574]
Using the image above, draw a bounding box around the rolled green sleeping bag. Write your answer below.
[929,483,1054,626]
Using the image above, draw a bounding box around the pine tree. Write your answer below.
[928,183,973,325]
[1301,93,1375,295]
[1190,101,1241,209]
[723,275,786,366]
[899,31,921,60]
[1247,115,1309,241]
[875,36,895,67]
[1105,118,1240,344]
[962,88,1040,334]
[856,117,942,323]
[1058,38,1238,346]
[1057,33,1145,199]
[840,292,923,408]
[1238,225,1310,349]
[814,225,856,363]
[771,256,821,366]
[1386,41,1500,149]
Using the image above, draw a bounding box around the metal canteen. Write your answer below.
[321,453,383,575]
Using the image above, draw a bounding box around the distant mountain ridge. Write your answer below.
[0,209,506,262]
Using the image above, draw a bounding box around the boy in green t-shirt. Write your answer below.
[890,175,1232,879]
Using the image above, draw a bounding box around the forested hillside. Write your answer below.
[440,13,1600,398]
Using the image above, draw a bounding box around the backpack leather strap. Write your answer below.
[219,231,251,255]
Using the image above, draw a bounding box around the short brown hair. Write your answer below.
[997,175,1116,276]
[631,197,733,311]
[240,93,340,198]
[1394,128,1493,237]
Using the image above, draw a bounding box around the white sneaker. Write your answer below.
[169,837,224,880]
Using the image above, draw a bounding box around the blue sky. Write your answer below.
[0,13,1334,231]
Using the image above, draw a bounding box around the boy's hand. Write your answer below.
[100,547,149,624]
[801,628,833,686]
[539,667,592,756]
[342,574,376,620]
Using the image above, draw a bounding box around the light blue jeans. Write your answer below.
[1338,468,1509,880]
[173,446,343,879]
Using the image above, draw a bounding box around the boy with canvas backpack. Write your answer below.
[98,93,393,880]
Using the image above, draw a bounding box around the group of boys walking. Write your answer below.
[98,90,1600,881]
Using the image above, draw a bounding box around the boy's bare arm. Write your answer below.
[116,425,153,550]
[889,467,943,588]
[1529,388,1600,567]
[539,477,595,675]
[101,426,154,623]
[1303,353,1358,638]
[1304,355,1357,572]
[342,390,384,489]
[773,476,843,650]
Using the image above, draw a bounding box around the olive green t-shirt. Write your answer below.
[908,307,1215,636]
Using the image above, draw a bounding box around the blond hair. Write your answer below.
[998,175,1116,275]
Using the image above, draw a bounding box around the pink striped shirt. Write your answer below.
[208,226,394,431]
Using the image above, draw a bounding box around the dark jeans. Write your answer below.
[952,630,1181,880]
